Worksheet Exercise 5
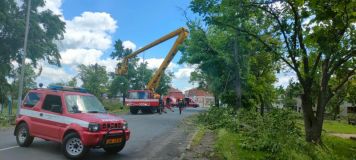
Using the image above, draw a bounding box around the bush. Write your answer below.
[200,107,316,159]
[200,107,356,160]
[101,99,128,114]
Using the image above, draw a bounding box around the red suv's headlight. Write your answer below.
[88,123,100,132]
[123,121,128,130]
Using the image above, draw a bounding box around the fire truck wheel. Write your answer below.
[104,141,126,154]
[130,108,138,114]
[16,123,34,147]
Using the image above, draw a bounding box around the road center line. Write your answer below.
[0,146,19,151]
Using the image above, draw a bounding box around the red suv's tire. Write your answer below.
[62,132,89,160]
[16,123,34,147]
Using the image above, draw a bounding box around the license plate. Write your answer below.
[106,138,122,144]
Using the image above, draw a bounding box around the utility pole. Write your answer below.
[17,0,31,115]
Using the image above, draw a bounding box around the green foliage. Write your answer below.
[322,120,356,134]
[101,99,128,115]
[279,81,302,110]
[10,64,40,97]
[78,64,108,98]
[201,107,356,159]
[155,70,173,96]
[0,0,65,96]
[189,0,355,142]
[215,129,267,160]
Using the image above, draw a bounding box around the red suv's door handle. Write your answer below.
[40,113,43,117]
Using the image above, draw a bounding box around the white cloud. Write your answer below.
[123,40,137,50]
[36,66,72,86]
[58,12,117,51]
[60,49,103,66]
[140,58,178,70]
[174,67,194,79]
[97,58,118,73]
[33,0,121,86]
[274,72,297,88]
[38,0,63,16]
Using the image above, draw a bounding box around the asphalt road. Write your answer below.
[0,107,204,160]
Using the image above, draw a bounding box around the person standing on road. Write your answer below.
[178,99,184,115]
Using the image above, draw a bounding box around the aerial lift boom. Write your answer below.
[116,27,189,114]
[117,27,189,92]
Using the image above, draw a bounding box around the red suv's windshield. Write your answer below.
[65,95,106,113]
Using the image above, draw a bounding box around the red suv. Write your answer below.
[14,86,130,159]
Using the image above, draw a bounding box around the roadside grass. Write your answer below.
[0,103,17,128]
[323,135,356,159]
[214,128,356,160]
[191,126,206,147]
[102,99,129,115]
[215,129,266,160]
[296,119,356,134]
[323,120,356,134]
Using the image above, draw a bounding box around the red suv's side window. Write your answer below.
[42,95,62,113]
[23,92,41,107]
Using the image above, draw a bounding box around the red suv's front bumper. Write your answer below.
[81,129,130,147]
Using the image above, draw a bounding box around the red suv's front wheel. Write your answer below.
[62,132,89,160]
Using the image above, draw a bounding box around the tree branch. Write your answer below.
[329,68,356,100]
[328,52,354,76]
[310,52,322,79]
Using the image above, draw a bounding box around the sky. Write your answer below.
[34,0,294,91]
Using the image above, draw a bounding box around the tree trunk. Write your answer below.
[122,93,126,106]
[214,94,220,107]
[233,36,242,110]
[301,86,323,143]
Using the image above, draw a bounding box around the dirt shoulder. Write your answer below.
[183,128,220,160]
[329,133,356,140]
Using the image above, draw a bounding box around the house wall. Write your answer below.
[190,96,214,108]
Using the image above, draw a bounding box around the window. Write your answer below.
[23,92,41,107]
[42,95,62,113]
[128,91,148,99]
[65,95,106,113]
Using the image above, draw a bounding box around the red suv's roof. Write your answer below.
[29,88,92,96]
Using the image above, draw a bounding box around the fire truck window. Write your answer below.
[138,92,148,99]
[23,92,41,107]
[42,95,62,113]
[129,92,148,99]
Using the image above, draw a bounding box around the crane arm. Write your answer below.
[146,29,188,91]
[117,27,189,75]
[116,27,189,92]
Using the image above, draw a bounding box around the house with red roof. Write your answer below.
[184,88,214,108]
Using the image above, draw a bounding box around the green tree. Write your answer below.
[67,77,77,87]
[180,18,277,111]
[189,0,355,143]
[155,71,173,96]
[10,64,41,97]
[327,77,356,120]
[109,39,139,104]
[78,64,108,98]
[0,0,65,96]
[48,76,77,87]
[282,81,302,110]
